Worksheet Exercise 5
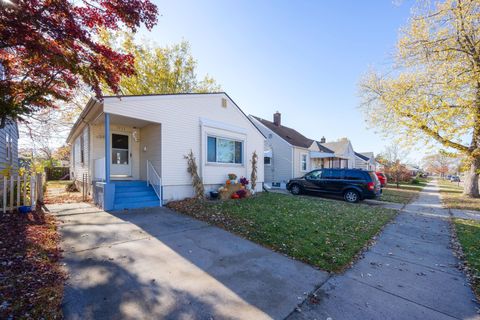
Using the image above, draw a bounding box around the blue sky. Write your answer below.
[139,0,417,160]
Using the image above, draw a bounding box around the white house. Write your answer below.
[250,113,357,188]
[354,152,377,171]
[67,93,265,210]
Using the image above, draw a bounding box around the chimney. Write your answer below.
[273,111,281,126]
[320,136,326,143]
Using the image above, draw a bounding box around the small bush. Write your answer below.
[410,178,420,185]
[65,182,79,192]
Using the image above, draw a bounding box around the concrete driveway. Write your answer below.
[48,203,328,320]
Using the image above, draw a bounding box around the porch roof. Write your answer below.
[309,151,335,159]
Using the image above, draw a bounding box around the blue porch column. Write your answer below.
[105,112,111,183]
[103,112,115,210]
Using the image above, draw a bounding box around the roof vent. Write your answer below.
[320,136,326,143]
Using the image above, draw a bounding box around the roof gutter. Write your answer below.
[66,97,98,144]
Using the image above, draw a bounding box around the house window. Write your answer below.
[207,136,243,164]
[301,154,307,171]
[80,135,85,165]
[5,132,12,164]
[264,157,271,165]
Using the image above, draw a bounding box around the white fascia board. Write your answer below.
[200,117,248,135]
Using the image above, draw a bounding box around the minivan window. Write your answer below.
[344,170,365,180]
[368,172,379,182]
[322,169,344,180]
[305,170,322,180]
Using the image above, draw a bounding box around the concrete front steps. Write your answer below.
[113,180,160,210]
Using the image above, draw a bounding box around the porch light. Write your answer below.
[132,128,139,142]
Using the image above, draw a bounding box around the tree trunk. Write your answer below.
[463,157,480,198]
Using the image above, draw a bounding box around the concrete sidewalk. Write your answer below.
[288,180,479,320]
[48,202,329,320]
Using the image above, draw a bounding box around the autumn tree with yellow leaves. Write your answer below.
[360,0,480,197]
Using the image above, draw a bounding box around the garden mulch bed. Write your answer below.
[0,209,65,319]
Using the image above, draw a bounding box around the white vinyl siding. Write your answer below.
[70,126,89,182]
[139,124,161,180]
[251,117,293,184]
[293,147,310,178]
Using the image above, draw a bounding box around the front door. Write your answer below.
[111,133,131,176]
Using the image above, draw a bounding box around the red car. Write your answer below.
[375,172,387,187]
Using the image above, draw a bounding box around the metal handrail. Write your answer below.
[146,160,162,206]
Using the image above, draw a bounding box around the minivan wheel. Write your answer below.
[290,184,302,195]
[344,190,360,203]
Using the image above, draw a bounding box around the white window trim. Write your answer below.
[206,134,245,167]
[300,153,308,172]
[264,156,272,166]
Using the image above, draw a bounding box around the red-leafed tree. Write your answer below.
[0,0,158,128]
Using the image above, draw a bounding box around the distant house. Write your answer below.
[67,92,265,210]
[355,152,377,171]
[250,112,356,188]
[319,138,356,169]
[0,119,19,173]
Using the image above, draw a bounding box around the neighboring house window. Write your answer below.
[207,136,243,164]
[80,135,85,165]
[5,132,12,164]
[301,154,307,171]
[264,157,271,165]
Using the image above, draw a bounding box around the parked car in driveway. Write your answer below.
[286,168,382,203]
[450,176,460,182]
[375,172,387,187]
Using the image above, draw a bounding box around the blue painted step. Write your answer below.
[111,180,160,210]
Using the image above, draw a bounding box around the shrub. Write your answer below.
[65,182,79,192]
[410,178,420,185]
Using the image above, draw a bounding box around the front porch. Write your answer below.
[91,112,162,210]
[310,151,350,169]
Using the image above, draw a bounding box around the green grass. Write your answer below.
[380,188,419,204]
[453,219,480,298]
[168,193,397,272]
[437,179,480,211]
[376,179,429,204]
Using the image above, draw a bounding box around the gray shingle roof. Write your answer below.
[252,116,314,148]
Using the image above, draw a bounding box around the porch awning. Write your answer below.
[264,150,272,158]
[310,151,335,159]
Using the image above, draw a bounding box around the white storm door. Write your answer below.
[111,133,131,176]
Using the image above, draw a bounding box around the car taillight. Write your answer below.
[367,182,375,191]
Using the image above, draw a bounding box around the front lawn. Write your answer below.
[380,188,418,204]
[379,179,429,204]
[437,179,480,211]
[44,180,86,204]
[167,192,397,272]
[453,219,480,298]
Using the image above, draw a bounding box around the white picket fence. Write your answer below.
[0,174,43,213]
